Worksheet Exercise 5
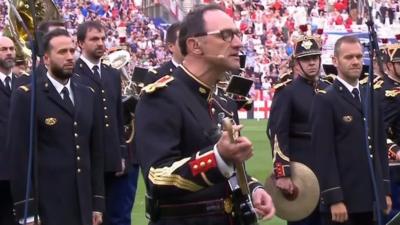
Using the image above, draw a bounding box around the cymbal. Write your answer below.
[264,161,320,221]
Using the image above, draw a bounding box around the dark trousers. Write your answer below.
[288,208,322,225]
[0,180,17,225]
[321,212,373,225]
[104,166,139,225]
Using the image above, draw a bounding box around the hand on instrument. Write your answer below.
[216,125,253,164]
[384,195,392,215]
[275,177,295,194]
[92,212,103,225]
[252,188,275,220]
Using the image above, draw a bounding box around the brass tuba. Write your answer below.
[103,49,137,143]
[5,0,61,61]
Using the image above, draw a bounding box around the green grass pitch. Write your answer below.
[131,119,286,225]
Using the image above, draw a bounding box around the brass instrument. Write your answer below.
[104,49,138,143]
[5,0,61,61]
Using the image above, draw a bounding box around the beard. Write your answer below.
[0,57,15,69]
[90,47,105,60]
[49,63,73,80]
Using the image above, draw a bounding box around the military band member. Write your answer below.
[267,35,327,225]
[8,29,104,225]
[135,5,275,225]
[73,21,136,225]
[0,36,22,225]
[311,35,391,225]
[144,22,183,85]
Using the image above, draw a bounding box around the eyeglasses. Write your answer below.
[194,28,241,42]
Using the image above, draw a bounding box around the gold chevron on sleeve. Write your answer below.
[148,157,205,192]
[272,135,290,162]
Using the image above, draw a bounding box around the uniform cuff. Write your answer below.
[214,145,234,178]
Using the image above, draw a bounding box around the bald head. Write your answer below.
[0,36,16,72]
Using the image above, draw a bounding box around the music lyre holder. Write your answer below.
[7,0,40,224]
[363,0,384,225]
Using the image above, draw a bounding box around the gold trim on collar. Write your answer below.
[180,65,212,90]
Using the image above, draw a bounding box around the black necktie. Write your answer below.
[352,88,360,102]
[5,76,11,92]
[92,65,101,79]
[61,87,74,109]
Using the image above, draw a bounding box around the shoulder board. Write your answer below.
[273,79,292,91]
[21,71,30,77]
[385,88,400,97]
[18,85,30,92]
[373,80,384,90]
[148,68,158,75]
[278,71,292,81]
[87,86,95,93]
[315,89,327,94]
[142,75,174,94]
[359,76,368,85]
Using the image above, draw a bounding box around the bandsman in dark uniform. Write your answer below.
[144,22,183,85]
[73,21,136,225]
[0,36,27,225]
[267,34,328,225]
[8,29,104,225]
[135,5,275,225]
[311,35,391,225]
[377,43,400,220]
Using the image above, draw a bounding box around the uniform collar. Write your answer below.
[0,71,12,84]
[178,65,213,100]
[46,72,72,96]
[80,55,101,73]
[336,76,359,93]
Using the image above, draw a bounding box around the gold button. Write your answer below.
[207,159,212,164]
[200,162,206,167]
[106,124,109,127]
[74,121,78,126]
[105,115,108,119]
[77,156,81,161]
[193,165,198,170]
[77,169,81,173]
[76,145,80,149]
[74,133,78,138]
[103,98,106,102]
[369,145,372,149]
[104,107,107,110]
[368,136,371,140]
[101,90,105,93]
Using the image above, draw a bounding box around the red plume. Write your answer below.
[299,24,308,33]
[316,28,324,35]
[381,38,388,44]
[396,34,400,41]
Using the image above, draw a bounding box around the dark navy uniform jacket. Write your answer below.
[144,60,176,85]
[0,74,30,180]
[311,79,389,213]
[135,66,262,225]
[8,78,105,225]
[74,58,126,172]
[267,75,328,178]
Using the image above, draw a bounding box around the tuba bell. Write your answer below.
[5,0,61,62]
[103,48,137,144]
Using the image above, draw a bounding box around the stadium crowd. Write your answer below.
[1,0,400,91]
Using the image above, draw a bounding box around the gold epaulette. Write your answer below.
[315,89,327,94]
[321,74,336,85]
[385,88,400,97]
[18,85,30,92]
[273,79,292,91]
[373,80,384,89]
[278,71,293,81]
[359,76,368,85]
[142,75,174,94]
[88,86,95,93]
[148,68,158,75]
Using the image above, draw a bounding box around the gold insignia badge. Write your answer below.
[199,87,207,94]
[385,89,400,97]
[342,116,353,123]
[45,118,57,126]
[224,198,233,214]
[142,75,174,94]
[301,39,313,50]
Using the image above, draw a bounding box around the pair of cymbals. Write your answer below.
[264,162,320,222]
